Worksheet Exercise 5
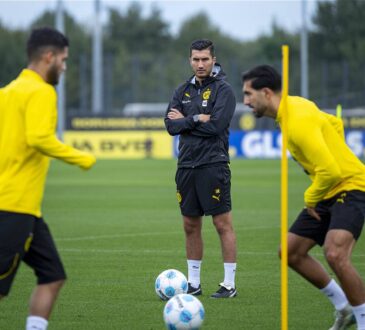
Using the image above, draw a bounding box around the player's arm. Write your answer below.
[164,89,198,136]
[189,84,236,137]
[293,126,342,208]
[25,87,96,170]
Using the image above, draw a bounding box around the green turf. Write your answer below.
[1,159,363,329]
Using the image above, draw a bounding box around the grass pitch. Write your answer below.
[1,159,363,329]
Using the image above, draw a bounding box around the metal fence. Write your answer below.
[68,55,365,115]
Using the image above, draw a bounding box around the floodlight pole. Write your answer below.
[92,0,103,114]
[56,0,65,139]
[300,0,309,98]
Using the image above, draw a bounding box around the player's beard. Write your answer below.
[252,101,269,118]
[194,63,214,80]
[253,108,264,118]
[46,63,60,86]
[195,69,210,78]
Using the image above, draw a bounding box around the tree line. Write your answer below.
[0,0,364,113]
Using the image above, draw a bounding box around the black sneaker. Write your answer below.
[187,283,202,296]
[210,282,237,298]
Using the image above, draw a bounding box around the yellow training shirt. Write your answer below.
[277,96,365,207]
[0,69,96,217]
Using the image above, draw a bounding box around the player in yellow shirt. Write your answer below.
[242,65,365,330]
[0,27,96,330]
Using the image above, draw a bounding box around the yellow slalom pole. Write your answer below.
[336,104,342,119]
[281,45,289,330]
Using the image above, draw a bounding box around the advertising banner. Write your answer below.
[227,130,365,159]
[172,130,365,159]
[64,131,173,159]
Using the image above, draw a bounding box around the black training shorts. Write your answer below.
[289,190,365,246]
[0,211,66,296]
[175,163,231,217]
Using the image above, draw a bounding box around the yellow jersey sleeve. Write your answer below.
[279,96,365,208]
[25,85,95,169]
[290,122,342,207]
[0,69,95,217]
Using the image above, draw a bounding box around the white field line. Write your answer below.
[57,248,365,259]
[58,248,278,255]
[55,225,280,242]
[55,228,365,258]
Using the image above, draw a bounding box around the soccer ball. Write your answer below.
[163,293,205,329]
[155,269,188,301]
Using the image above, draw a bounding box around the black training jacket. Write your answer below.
[164,64,236,168]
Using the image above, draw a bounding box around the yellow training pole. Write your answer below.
[336,104,342,119]
[281,45,289,330]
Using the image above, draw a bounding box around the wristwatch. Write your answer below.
[193,114,200,123]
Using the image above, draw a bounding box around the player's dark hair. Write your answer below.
[27,27,69,62]
[190,39,215,57]
[242,65,282,92]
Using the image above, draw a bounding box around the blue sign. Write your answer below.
[174,130,365,159]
